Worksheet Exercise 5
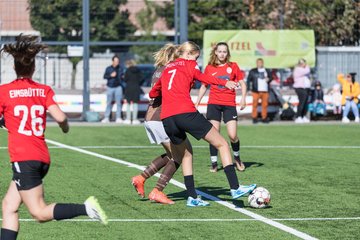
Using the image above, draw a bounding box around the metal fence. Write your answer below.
[316,47,360,89]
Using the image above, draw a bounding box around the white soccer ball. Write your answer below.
[248,187,271,209]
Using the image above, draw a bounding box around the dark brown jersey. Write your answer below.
[145,66,165,121]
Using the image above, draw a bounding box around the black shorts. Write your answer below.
[206,104,238,123]
[162,112,213,145]
[12,161,50,191]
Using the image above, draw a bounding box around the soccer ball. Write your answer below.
[248,187,271,209]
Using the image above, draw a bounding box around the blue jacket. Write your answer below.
[103,65,123,88]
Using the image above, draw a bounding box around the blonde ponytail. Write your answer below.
[153,43,178,67]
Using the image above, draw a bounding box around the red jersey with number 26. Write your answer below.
[205,62,244,106]
[149,58,228,119]
[0,79,57,164]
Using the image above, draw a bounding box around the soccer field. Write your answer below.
[0,124,359,240]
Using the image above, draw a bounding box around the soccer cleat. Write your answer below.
[231,184,257,199]
[186,196,210,207]
[209,162,218,173]
[132,175,145,198]
[84,196,108,225]
[148,188,175,204]
[234,156,245,172]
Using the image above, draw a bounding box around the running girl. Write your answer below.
[0,35,107,240]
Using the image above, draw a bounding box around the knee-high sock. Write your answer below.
[141,154,169,179]
[156,157,180,191]
[224,165,239,190]
[209,144,218,163]
[184,175,197,199]
[231,140,240,158]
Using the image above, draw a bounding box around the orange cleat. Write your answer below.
[131,175,145,198]
[148,188,175,205]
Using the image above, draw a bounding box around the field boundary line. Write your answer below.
[45,139,318,240]
[2,217,360,222]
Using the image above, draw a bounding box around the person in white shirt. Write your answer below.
[247,58,272,124]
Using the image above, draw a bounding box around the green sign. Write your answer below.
[203,30,315,68]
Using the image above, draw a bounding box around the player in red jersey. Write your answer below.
[196,42,247,173]
[149,41,256,207]
[0,35,107,240]
[132,43,192,204]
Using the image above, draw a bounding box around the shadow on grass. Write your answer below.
[207,161,264,172]
[166,186,254,208]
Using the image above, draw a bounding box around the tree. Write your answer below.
[157,0,248,46]
[241,0,360,46]
[129,0,167,63]
[158,0,360,47]
[28,0,136,89]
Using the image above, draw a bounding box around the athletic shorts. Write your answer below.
[144,121,170,144]
[206,104,238,123]
[12,161,50,191]
[162,111,213,145]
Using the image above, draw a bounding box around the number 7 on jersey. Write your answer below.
[167,69,177,90]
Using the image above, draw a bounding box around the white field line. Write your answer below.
[3,217,360,222]
[45,139,318,240]
[1,145,360,150]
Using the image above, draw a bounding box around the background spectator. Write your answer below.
[329,83,342,115]
[124,59,143,124]
[247,58,273,123]
[102,55,124,123]
[337,73,360,123]
[293,58,311,123]
[309,81,326,116]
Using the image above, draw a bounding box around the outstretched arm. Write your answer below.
[194,69,237,90]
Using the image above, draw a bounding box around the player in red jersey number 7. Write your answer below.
[0,35,107,240]
[149,41,256,207]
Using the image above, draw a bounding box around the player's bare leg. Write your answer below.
[1,182,22,239]
[208,120,221,172]
[226,120,245,171]
[19,185,107,224]
[204,127,256,199]
[174,139,209,207]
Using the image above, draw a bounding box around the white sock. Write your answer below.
[210,156,218,163]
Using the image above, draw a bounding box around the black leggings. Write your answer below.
[295,88,309,118]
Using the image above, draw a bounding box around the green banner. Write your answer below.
[203,30,315,68]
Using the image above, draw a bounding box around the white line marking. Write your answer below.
[2,217,360,222]
[1,145,359,150]
[45,139,318,240]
